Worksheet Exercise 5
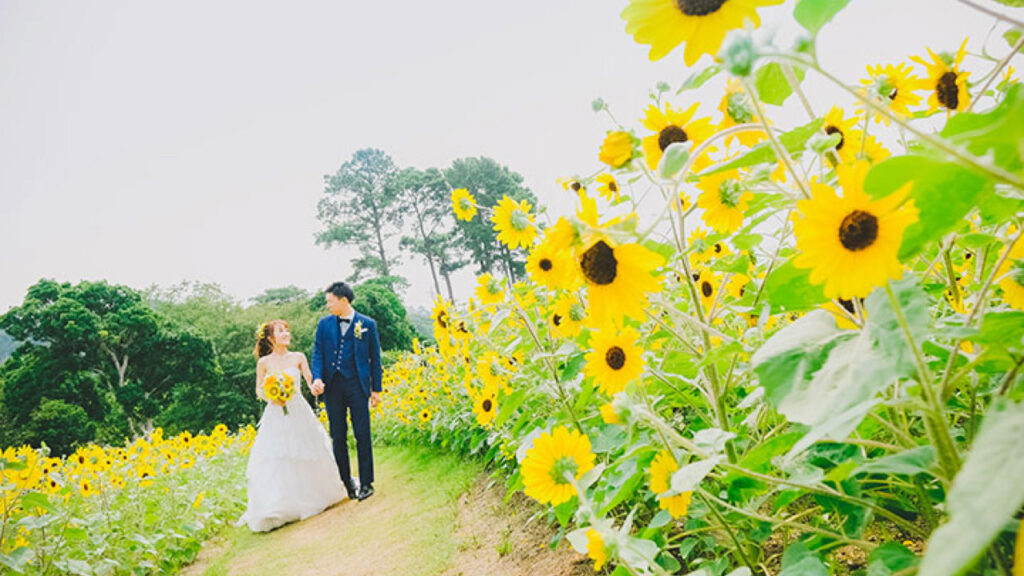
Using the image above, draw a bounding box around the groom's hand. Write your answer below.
[369,391,381,409]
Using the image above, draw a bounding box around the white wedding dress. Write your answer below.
[237,367,348,532]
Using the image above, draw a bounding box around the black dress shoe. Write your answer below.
[344,481,358,500]
[356,485,374,501]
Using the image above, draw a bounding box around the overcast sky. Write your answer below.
[1,0,1017,313]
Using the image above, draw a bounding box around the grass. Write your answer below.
[182,444,482,576]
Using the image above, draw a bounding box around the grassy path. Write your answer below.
[181,445,479,576]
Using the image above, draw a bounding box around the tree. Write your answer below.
[317,148,406,288]
[390,167,469,302]
[353,279,417,351]
[251,285,310,306]
[0,280,221,451]
[444,157,538,283]
[26,399,95,456]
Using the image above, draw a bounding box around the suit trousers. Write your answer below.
[324,373,374,487]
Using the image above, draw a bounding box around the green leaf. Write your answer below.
[854,446,936,477]
[942,82,1024,173]
[778,542,829,576]
[599,470,645,515]
[699,119,824,177]
[992,0,1024,7]
[762,259,827,313]
[864,156,992,260]
[560,352,587,382]
[19,491,55,513]
[755,63,806,106]
[678,66,721,93]
[867,543,919,576]
[1005,28,1022,48]
[659,142,691,179]
[752,307,907,457]
[494,388,527,428]
[864,278,929,378]
[919,399,1024,576]
[794,0,851,35]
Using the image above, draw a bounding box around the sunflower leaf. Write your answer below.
[991,0,1024,6]
[698,119,823,177]
[864,156,992,260]
[677,66,721,94]
[755,63,806,106]
[794,0,851,36]
[761,259,827,313]
[942,82,1024,173]
[919,399,1024,576]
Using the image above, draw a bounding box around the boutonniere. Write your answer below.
[353,320,366,340]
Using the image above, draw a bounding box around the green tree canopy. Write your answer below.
[352,279,418,351]
[444,156,538,282]
[317,148,406,288]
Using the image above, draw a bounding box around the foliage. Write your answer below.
[374,4,1024,576]
[317,148,406,287]
[444,157,538,281]
[0,280,222,453]
[352,279,417,352]
[0,426,254,575]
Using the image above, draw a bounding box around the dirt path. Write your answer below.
[179,445,592,576]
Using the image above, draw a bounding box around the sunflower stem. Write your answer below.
[695,491,759,574]
[739,77,812,200]
[955,0,1024,31]
[965,34,1024,113]
[884,282,960,483]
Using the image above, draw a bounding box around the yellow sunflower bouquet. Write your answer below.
[263,372,296,415]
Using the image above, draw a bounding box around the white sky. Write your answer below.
[1,0,1018,313]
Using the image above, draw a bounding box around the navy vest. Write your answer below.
[338,321,358,379]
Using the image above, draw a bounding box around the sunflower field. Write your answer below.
[377,1,1024,575]
[0,426,255,574]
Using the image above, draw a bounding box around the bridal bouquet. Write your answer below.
[263,372,295,415]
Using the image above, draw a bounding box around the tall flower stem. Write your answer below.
[740,77,811,199]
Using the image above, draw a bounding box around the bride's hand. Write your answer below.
[271,399,285,407]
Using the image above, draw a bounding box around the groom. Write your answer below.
[311,281,383,502]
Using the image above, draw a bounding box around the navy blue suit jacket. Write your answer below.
[311,311,383,397]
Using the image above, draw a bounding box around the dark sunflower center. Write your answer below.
[539,258,553,271]
[889,88,899,101]
[713,242,723,254]
[482,398,493,412]
[676,0,727,16]
[825,125,845,150]
[605,346,627,370]
[552,314,563,326]
[838,210,879,251]
[609,181,619,192]
[838,298,856,314]
[701,281,714,298]
[937,72,960,110]
[437,312,448,329]
[571,181,582,191]
[658,125,689,151]
[580,240,618,285]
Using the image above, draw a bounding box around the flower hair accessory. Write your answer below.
[256,323,268,339]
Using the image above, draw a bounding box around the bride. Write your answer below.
[237,319,348,532]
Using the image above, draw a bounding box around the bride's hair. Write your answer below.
[254,319,289,359]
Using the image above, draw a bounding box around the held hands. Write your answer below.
[370,391,381,409]
[311,379,325,396]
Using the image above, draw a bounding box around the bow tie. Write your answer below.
[338,317,351,325]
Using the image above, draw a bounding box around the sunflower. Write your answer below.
[521,426,595,505]
[860,62,922,125]
[526,229,581,290]
[599,131,635,168]
[431,297,452,340]
[576,236,665,324]
[491,195,537,249]
[793,162,919,299]
[912,38,971,113]
[451,188,477,221]
[474,273,505,306]
[688,227,731,267]
[694,269,722,315]
[473,389,498,427]
[419,409,432,424]
[600,403,621,424]
[861,134,891,165]
[596,174,621,202]
[822,106,864,165]
[649,450,693,518]
[622,0,785,65]
[550,293,586,339]
[476,351,507,389]
[717,78,764,147]
[559,177,585,193]
[586,528,609,572]
[641,102,716,172]
[585,325,646,395]
[996,236,1024,311]
[696,169,753,234]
